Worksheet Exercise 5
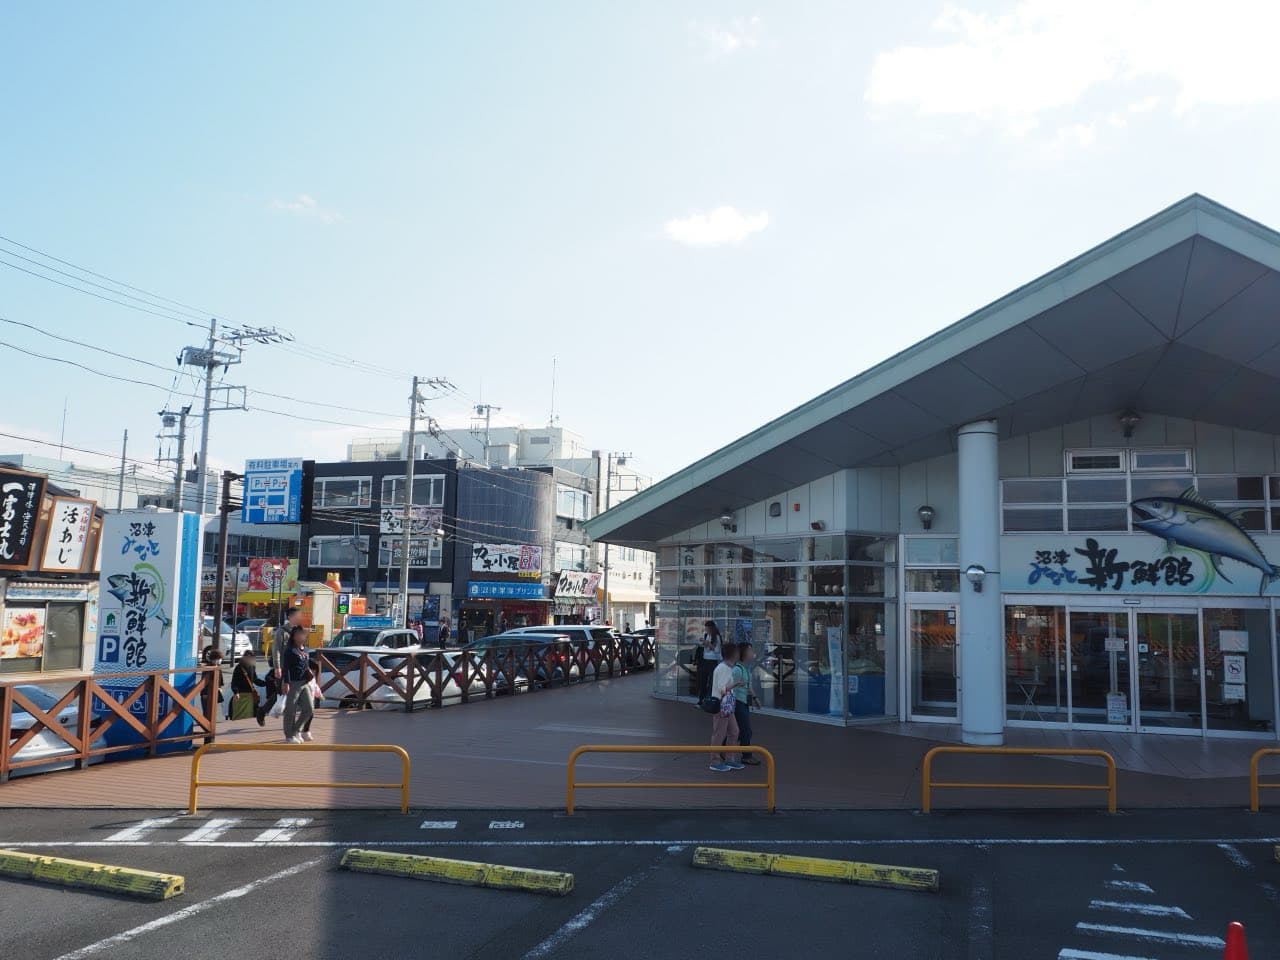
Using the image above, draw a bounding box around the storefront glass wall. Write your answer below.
[655,535,897,723]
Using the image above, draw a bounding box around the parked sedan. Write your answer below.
[7,685,106,778]
[202,618,253,658]
[461,632,572,691]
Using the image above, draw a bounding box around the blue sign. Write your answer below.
[467,581,545,600]
[347,615,395,629]
[242,458,303,524]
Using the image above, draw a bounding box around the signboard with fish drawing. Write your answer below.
[93,511,205,747]
[1002,488,1280,596]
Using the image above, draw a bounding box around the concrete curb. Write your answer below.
[339,849,574,896]
[0,849,184,900]
[691,846,939,892]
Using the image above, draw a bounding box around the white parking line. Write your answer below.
[1075,923,1224,948]
[488,820,524,830]
[252,817,312,843]
[1104,881,1154,893]
[50,858,324,960]
[1218,843,1252,869]
[103,818,180,842]
[181,818,241,843]
[1059,950,1159,960]
[1087,900,1190,919]
[968,878,993,960]
[420,820,458,830]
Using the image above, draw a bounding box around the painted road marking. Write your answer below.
[1087,900,1190,919]
[103,818,180,842]
[1075,923,1224,948]
[181,819,240,844]
[50,859,324,960]
[967,876,993,960]
[536,722,660,738]
[252,818,312,843]
[420,820,458,830]
[1058,950,1159,960]
[1218,843,1252,869]
[489,820,525,830]
[520,853,667,959]
[1104,881,1154,893]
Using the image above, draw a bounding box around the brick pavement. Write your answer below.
[0,675,1269,810]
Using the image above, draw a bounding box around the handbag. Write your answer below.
[229,693,256,721]
[701,695,721,714]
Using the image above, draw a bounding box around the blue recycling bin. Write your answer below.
[848,672,886,716]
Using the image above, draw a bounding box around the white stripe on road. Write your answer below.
[1111,864,1124,872]
[1087,900,1190,919]
[1104,881,1154,893]
[51,858,324,960]
[520,855,666,960]
[420,820,458,830]
[181,819,241,843]
[1075,923,1224,948]
[489,820,524,830]
[967,878,993,960]
[103,818,180,842]
[252,818,312,843]
[1218,843,1252,869]
[1058,950,1158,960]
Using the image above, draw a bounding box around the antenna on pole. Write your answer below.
[549,357,559,427]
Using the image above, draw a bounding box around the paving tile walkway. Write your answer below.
[1,675,1273,810]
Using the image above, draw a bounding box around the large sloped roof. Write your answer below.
[587,194,1280,546]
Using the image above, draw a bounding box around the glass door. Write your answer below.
[909,605,957,719]
[1134,611,1202,732]
[1068,610,1132,728]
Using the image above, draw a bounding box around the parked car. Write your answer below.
[327,628,421,650]
[7,685,106,778]
[202,618,253,659]
[233,618,269,651]
[461,632,572,691]
[314,643,482,709]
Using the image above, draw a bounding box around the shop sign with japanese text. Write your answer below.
[39,496,95,572]
[471,543,543,579]
[0,468,46,570]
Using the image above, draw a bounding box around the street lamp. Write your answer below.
[965,564,987,593]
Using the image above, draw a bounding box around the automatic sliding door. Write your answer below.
[1068,610,1132,727]
[1135,612,1202,731]
[909,606,957,719]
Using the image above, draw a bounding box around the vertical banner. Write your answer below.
[93,511,205,748]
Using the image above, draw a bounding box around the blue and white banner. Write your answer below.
[467,581,545,600]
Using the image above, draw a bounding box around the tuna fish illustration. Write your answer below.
[106,567,173,632]
[1130,488,1278,593]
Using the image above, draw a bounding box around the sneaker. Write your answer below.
[709,762,732,772]
[285,736,302,744]
[741,756,762,766]
[256,712,266,728]
[725,761,745,770]
[301,732,314,742]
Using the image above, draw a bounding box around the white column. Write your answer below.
[957,420,1003,745]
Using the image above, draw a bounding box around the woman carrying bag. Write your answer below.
[696,620,722,707]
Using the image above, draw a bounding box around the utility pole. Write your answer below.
[600,451,630,626]
[195,319,217,515]
[116,430,128,510]
[158,406,191,510]
[398,376,421,628]
[471,403,501,464]
[213,470,242,645]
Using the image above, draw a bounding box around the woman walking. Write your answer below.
[709,641,743,772]
[696,619,723,707]
[282,626,315,744]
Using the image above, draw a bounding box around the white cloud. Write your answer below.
[664,207,770,248]
[269,193,345,225]
[866,1,1280,139]
[690,15,763,57]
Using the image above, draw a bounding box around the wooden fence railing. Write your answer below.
[0,666,220,782]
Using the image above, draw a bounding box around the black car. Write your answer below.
[461,632,572,691]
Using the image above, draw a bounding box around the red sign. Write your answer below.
[248,557,288,591]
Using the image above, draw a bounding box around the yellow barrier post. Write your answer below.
[1250,747,1280,812]
[566,744,775,815]
[921,746,1117,814]
[189,743,411,814]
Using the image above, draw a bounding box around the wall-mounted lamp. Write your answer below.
[1119,410,1141,439]
[810,520,826,531]
[917,505,935,531]
[719,510,737,533]
[768,502,782,518]
[965,563,987,593]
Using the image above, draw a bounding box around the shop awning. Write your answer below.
[585,194,1280,547]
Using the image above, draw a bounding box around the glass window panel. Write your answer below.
[905,537,958,566]
[658,545,680,568]
[316,477,372,508]
[1003,508,1063,532]
[1198,476,1264,501]
[796,601,843,718]
[846,565,886,597]
[811,536,845,562]
[1002,479,1063,504]
[1131,476,1193,499]
[1270,477,1280,500]
[1207,608,1276,733]
[1067,478,1128,503]
[1232,508,1267,532]
[905,568,961,592]
[1067,507,1129,531]
[846,604,890,716]
[810,565,845,597]
[848,536,894,563]
[754,539,802,564]
[1132,450,1191,471]
[1005,605,1067,723]
[1068,452,1124,473]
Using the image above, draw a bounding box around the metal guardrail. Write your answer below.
[1249,747,1280,812]
[188,742,411,814]
[566,744,776,815]
[1,667,220,782]
[921,746,1117,814]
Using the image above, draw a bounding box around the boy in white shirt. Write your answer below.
[709,643,743,772]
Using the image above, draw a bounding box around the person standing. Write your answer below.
[269,607,303,683]
[438,616,452,647]
[709,642,742,772]
[696,620,722,706]
[281,626,315,744]
[230,651,268,724]
[732,642,762,765]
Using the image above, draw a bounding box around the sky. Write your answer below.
[2,1,1280,490]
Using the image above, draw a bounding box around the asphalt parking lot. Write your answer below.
[1,807,1277,959]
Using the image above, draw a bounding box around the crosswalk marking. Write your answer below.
[1218,843,1252,869]
[420,820,458,830]
[1058,950,1159,960]
[253,818,312,843]
[1075,923,1224,948]
[1087,901,1190,919]
[1103,881,1153,893]
[181,819,241,843]
[489,820,524,830]
[104,818,180,842]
